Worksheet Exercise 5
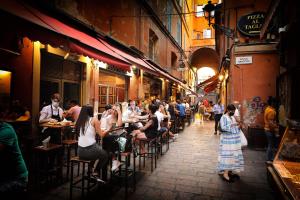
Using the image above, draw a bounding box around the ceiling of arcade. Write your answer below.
[190,47,220,72]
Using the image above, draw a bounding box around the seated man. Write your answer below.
[0,122,28,195]
[63,100,81,122]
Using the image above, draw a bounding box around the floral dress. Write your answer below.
[217,114,244,172]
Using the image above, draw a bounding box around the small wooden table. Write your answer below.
[34,144,64,187]
[40,122,75,144]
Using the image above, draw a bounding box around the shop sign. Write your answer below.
[235,56,252,64]
[237,12,265,37]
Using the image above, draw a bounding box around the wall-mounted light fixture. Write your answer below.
[203,1,234,39]
[203,1,215,27]
[93,60,108,69]
[178,54,186,71]
[218,74,224,81]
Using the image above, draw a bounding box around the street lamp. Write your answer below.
[203,1,234,39]
[178,54,186,71]
[202,1,215,27]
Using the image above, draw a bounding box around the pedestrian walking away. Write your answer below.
[213,100,224,135]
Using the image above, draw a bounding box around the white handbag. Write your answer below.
[240,130,248,147]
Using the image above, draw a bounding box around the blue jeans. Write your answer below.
[265,131,276,161]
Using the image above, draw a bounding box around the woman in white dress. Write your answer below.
[217,104,244,182]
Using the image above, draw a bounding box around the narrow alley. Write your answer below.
[34,121,275,200]
[120,121,275,200]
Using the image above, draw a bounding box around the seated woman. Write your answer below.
[161,104,178,140]
[101,103,124,171]
[131,104,159,154]
[76,105,108,180]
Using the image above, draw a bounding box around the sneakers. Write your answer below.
[91,175,106,184]
[111,160,121,171]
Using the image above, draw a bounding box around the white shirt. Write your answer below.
[185,103,190,109]
[234,108,241,122]
[39,105,63,122]
[155,111,164,131]
[78,118,96,147]
[100,114,112,130]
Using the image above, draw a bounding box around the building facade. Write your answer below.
[215,0,280,127]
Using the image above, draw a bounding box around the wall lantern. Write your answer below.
[202,1,215,27]
[178,54,186,71]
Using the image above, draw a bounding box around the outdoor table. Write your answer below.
[39,122,75,144]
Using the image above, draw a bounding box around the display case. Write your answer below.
[267,120,300,200]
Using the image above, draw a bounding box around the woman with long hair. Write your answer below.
[131,104,159,154]
[217,104,244,182]
[76,105,108,178]
[101,103,123,171]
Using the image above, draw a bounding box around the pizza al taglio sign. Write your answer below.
[237,12,265,37]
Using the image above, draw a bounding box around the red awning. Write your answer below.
[99,39,158,74]
[0,0,131,71]
[143,59,183,84]
[203,79,219,93]
[197,74,218,88]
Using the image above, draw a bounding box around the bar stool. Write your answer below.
[111,151,136,199]
[69,156,101,199]
[33,144,63,188]
[160,130,170,156]
[62,139,78,180]
[137,137,157,172]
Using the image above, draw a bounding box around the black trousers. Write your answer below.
[214,114,223,132]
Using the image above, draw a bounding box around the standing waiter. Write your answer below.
[213,100,224,135]
[39,93,64,143]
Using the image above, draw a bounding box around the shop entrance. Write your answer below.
[98,70,126,112]
[98,84,125,112]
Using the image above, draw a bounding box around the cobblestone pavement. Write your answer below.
[31,121,276,200]
[116,121,276,200]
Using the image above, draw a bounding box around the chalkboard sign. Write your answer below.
[237,12,265,37]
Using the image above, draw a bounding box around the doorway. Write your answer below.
[40,51,82,109]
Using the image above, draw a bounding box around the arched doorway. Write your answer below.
[190,47,220,102]
[190,47,219,73]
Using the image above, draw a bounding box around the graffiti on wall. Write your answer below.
[243,96,266,126]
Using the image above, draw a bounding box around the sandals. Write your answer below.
[221,174,234,182]
[229,171,240,180]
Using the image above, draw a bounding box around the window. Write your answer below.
[167,0,172,32]
[196,5,204,17]
[171,52,177,68]
[149,29,158,61]
[40,51,82,109]
[197,33,201,40]
[203,29,212,39]
[176,20,182,45]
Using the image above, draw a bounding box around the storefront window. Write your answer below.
[40,51,82,109]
